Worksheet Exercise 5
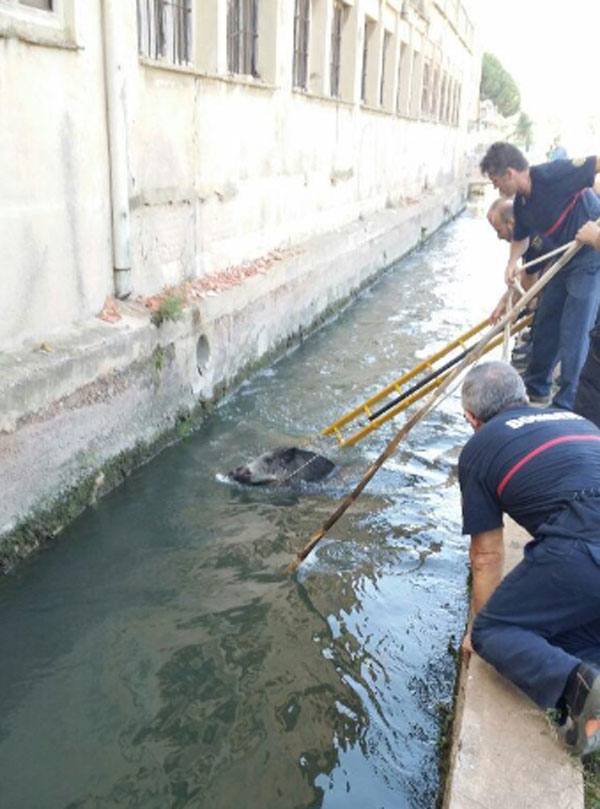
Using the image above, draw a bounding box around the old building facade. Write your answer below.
[1,0,479,348]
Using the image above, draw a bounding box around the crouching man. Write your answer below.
[459,360,600,756]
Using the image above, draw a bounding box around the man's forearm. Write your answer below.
[469,528,504,614]
[509,238,530,264]
[505,238,530,283]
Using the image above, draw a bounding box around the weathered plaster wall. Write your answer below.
[0,1,113,349]
[0,0,479,349]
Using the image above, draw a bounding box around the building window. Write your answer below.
[137,0,193,65]
[431,64,440,118]
[379,30,391,107]
[360,19,375,103]
[330,0,345,98]
[395,41,405,113]
[421,58,430,116]
[454,82,462,125]
[293,0,310,89]
[408,49,420,117]
[227,0,258,76]
[19,0,52,8]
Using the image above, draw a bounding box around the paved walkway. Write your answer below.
[443,519,584,809]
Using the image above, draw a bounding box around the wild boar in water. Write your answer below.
[228,447,335,486]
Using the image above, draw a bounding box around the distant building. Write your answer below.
[0,0,480,347]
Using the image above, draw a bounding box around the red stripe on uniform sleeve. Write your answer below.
[496,434,600,497]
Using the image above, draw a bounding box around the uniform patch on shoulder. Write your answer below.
[531,235,543,249]
[572,157,586,167]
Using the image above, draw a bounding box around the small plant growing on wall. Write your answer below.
[150,294,184,327]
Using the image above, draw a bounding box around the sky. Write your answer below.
[471,0,600,156]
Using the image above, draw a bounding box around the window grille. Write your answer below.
[293,0,310,89]
[379,30,391,107]
[361,20,373,103]
[409,50,419,115]
[227,0,258,77]
[421,59,430,116]
[329,0,345,98]
[19,0,53,9]
[396,42,406,112]
[446,77,453,123]
[440,73,447,123]
[137,0,192,65]
[431,65,439,118]
[454,83,461,125]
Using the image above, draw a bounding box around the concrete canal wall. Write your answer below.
[0,186,465,568]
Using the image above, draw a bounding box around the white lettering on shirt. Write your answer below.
[505,412,585,430]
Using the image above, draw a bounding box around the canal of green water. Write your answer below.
[0,203,505,809]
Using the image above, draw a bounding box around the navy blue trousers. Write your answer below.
[525,264,600,410]
[472,537,600,709]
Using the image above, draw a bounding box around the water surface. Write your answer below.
[0,204,505,809]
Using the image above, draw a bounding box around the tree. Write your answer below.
[514,112,534,151]
[480,53,521,118]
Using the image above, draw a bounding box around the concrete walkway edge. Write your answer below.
[443,519,584,809]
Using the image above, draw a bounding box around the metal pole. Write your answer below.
[102,0,133,298]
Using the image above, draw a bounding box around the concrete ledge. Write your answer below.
[0,186,466,566]
[443,520,583,809]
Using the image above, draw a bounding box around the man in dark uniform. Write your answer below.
[480,143,600,409]
[459,361,600,756]
[574,219,600,428]
[486,198,552,372]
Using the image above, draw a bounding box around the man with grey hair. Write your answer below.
[459,361,600,756]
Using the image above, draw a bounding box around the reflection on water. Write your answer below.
[0,205,506,809]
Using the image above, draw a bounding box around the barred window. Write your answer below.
[360,20,375,103]
[446,77,453,123]
[137,0,193,65]
[440,73,447,123]
[395,42,405,112]
[227,0,258,77]
[329,0,345,98]
[19,0,53,8]
[431,65,439,118]
[421,59,430,116]
[293,0,310,89]
[379,30,391,107]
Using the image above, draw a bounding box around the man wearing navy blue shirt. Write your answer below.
[459,361,600,755]
[480,143,600,409]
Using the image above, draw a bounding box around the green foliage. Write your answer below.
[153,345,166,373]
[585,752,600,808]
[151,294,185,327]
[480,52,521,118]
[514,111,534,150]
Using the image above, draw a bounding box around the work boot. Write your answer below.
[560,663,600,756]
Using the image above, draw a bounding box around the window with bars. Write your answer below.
[379,30,391,107]
[454,82,461,125]
[409,49,420,116]
[137,0,193,65]
[440,73,447,123]
[420,59,430,116]
[227,0,258,76]
[395,41,406,113]
[329,0,345,98]
[293,0,310,89]
[360,20,374,103]
[446,77,453,123]
[431,65,439,118]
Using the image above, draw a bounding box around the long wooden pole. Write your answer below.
[288,227,597,574]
